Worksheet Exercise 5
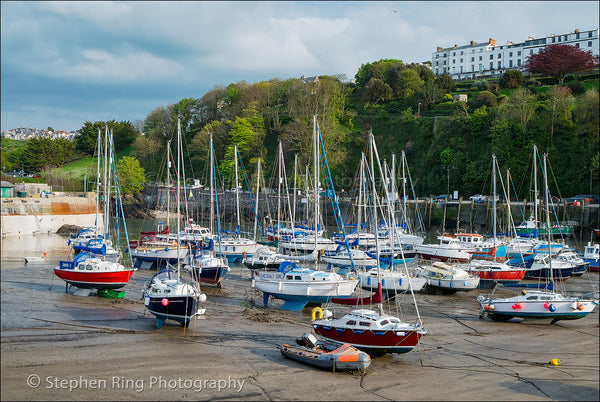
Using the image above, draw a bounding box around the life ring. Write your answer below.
[312,307,323,321]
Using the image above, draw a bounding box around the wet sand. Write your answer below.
[1,235,599,401]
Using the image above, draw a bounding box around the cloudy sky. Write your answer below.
[1,1,598,132]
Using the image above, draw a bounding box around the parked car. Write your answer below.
[564,195,600,204]
[435,194,451,203]
[469,194,487,203]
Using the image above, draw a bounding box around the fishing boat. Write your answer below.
[312,130,426,356]
[280,333,371,372]
[414,261,480,293]
[525,253,576,280]
[414,235,472,262]
[554,250,589,276]
[582,241,599,272]
[466,259,525,287]
[515,216,574,239]
[143,117,207,329]
[54,253,135,290]
[477,152,598,323]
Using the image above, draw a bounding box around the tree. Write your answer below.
[546,86,574,145]
[499,70,523,89]
[524,44,597,85]
[502,87,535,137]
[116,156,145,195]
[434,73,456,94]
[361,78,393,106]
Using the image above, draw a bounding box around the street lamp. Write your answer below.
[417,102,421,118]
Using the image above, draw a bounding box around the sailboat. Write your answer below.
[312,130,426,355]
[143,117,207,329]
[69,126,121,262]
[129,138,189,268]
[184,133,230,287]
[252,116,358,311]
[477,153,598,323]
[54,128,136,290]
[212,144,260,263]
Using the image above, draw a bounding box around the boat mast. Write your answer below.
[367,130,384,316]
[176,117,182,279]
[292,153,298,234]
[276,142,282,241]
[253,158,261,241]
[94,127,101,233]
[209,134,214,236]
[542,153,554,286]
[234,143,241,238]
[533,144,538,236]
[103,125,109,237]
[313,115,319,268]
[492,154,497,262]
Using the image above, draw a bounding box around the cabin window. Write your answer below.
[286,275,293,280]
[294,276,301,280]
[86,265,93,270]
[359,321,371,327]
[379,320,389,325]
[346,320,356,325]
[526,296,538,300]
[389,319,400,323]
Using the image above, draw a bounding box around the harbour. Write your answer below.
[1,233,598,401]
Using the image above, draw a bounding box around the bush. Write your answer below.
[499,70,523,88]
[566,80,585,95]
[470,91,497,109]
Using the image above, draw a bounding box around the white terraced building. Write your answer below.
[432,28,599,80]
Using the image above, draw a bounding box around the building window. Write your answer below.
[490,62,493,69]
[509,60,513,68]
[479,56,482,61]
[517,59,521,66]
[589,41,593,47]
[471,65,475,72]
[509,52,513,57]
[518,50,521,56]
[552,37,556,43]
[453,52,456,56]
[460,51,463,55]
[471,57,474,62]
[453,59,455,64]
[460,66,463,73]
[558,37,561,42]
[460,58,463,62]
[489,54,493,60]
[480,48,483,52]
[497,61,501,68]
[589,32,593,38]
[529,49,533,54]
[497,53,501,58]
[576,32,580,39]
[576,43,580,48]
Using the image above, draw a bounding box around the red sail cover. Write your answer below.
[331,282,382,305]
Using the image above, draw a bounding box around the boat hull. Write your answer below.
[53,268,134,289]
[312,324,422,354]
[144,294,200,325]
[188,266,229,285]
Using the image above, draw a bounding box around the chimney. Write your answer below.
[489,38,495,46]
[470,40,477,46]
[507,41,513,46]
[454,44,457,49]
[437,46,442,51]
[574,28,580,33]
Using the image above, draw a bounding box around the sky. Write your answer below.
[1,1,599,132]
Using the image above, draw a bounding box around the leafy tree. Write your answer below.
[470,91,497,109]
[546,86,574,145]
[361,78,392,106]
[418,80,444,108]
[47,127,54,132]
[566,80,585,95]
[524,44,597,85]
[116,156,145,195]
[499,70,523,89]
[434,73,456,94]
[501,87,536,137]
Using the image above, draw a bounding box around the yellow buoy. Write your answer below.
[550,359,561,366]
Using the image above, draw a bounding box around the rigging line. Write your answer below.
[236,147,262,234]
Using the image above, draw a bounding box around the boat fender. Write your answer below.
[550,359,561,366]
[488,304,495,311]
[512,303,522,310]
[199,293,207,302]
[577,303,584,311]
[161,298,169,306]
[165,247,169,251]
[312,307,323,321]
[521,290,527,295]
[548,304,556,312]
